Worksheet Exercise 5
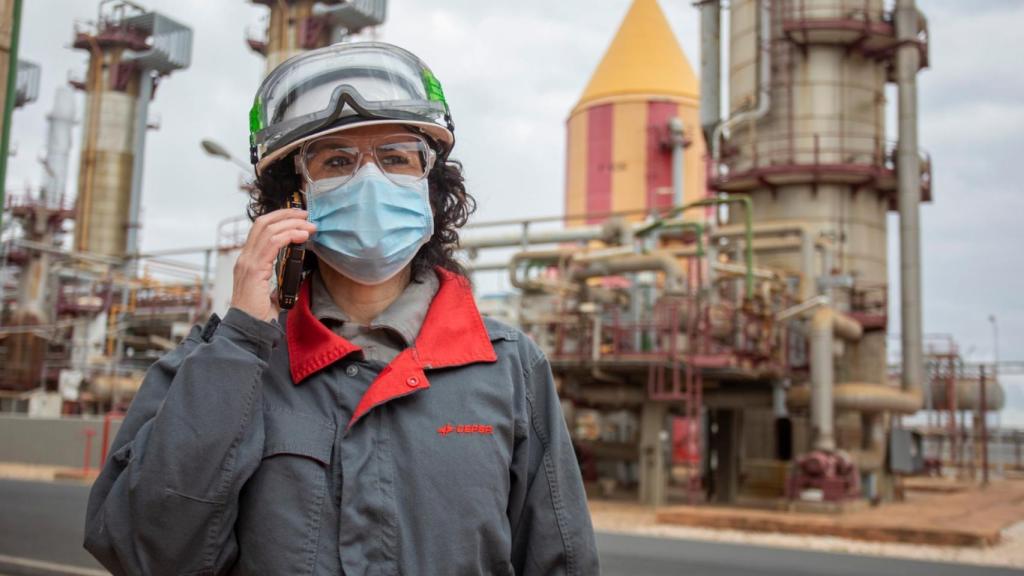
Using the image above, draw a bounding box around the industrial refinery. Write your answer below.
[1,0,1023,573]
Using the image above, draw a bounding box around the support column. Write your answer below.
[638,401,667,506]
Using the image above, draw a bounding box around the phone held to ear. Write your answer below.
[275,191,307,309]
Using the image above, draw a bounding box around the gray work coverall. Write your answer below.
[83,266,600,575]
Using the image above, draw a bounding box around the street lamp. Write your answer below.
[200,138,252,173]
[988,314,998,368]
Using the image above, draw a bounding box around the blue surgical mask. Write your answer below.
[306,163,434,285]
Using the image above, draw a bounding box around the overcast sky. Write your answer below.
[8,0,1023,420]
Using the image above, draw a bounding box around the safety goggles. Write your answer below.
[250,42,454,174]
[297,132,436,189]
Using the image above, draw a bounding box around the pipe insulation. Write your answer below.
[711,0,771,173]
[789,383,923,415]
[810,307,836,451]
[896,0,923,396]
[700,0,721,144]
[569,252,687,294]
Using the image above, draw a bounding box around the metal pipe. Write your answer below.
[896,0,923,396]
[712,261,778,281]
[713,221,822,300]
[832,311,863,342]
[0,0,23,233]
[41,87,76,201]
[789,383,922,414]
[569,252,687,294]
[980,365,989,486]
[669,117,686,207]
[711,0,772,174]
[461,225,605,250]
[638,219,704,257]
[811,307,835,451]
[126,68,154,263]
[699,0,721,145]
[76,35,105,252]
[665,195,754,298]
[13,238,122,266]
[508,248,575,292]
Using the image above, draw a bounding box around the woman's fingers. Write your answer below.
[230,207,315,322]
[251,209,313,247]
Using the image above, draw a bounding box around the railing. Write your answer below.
[3,193,75,213]
[781,0,894,30]
[722,132,889,174]
[717,132,931,192]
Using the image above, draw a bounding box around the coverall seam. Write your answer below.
[197,352,264,572]
[523,353,577,574]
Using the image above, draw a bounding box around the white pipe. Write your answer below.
[669,117,686,207]
[126,68,153,264]
[811,307,835,451]
[700,0,722,143]
[570,252,687,294]
[40,87,76,202]
[896,0,923,397]
[711,0,772,175]
[460,226,605,250]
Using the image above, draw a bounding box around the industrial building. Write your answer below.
[0,0,1012,512]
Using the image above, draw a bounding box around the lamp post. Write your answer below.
[989,314,1000,477]
[200,138,253,173]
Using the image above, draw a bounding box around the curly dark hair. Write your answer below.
[247,135,476,283]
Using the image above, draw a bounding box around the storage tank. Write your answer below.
[565,0,705,225]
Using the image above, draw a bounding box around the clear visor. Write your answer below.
[251,42,449,159]
[298,132,436,192]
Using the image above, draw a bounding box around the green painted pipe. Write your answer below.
[661,195,755,299]
[637,220,705,257]
[0,0,24,233]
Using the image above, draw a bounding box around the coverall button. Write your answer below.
[345,364,359,377]
[406,376,420,387]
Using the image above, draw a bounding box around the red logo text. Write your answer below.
[437,423,493,436]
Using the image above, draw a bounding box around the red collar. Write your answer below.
[286,265,498,431]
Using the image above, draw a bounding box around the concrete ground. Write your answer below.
[4,462,1024,571]
[2,477,1020,576]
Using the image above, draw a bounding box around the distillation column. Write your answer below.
[246,0,387,74]
[72,2,192,259]
[713,0,929,496]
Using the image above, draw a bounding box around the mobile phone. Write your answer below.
[275,191,307,309]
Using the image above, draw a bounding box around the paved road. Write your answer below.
[1,478,1019,575]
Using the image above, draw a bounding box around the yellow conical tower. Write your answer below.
[565,0,705,225]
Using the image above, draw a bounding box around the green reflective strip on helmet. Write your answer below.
[422,69,446,105]
[249,100,263,135]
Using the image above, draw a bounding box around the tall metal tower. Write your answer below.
[245,0,387,74]
[71,1,192,259]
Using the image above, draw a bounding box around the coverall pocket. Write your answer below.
[235,408,336,574]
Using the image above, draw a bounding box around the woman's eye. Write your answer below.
[380,154,411,167]
[324,155,355,168]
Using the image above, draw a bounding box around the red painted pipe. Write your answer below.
[100,411,125,465]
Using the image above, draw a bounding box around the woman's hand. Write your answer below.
[231,208,317,322]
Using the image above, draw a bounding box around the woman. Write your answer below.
[84,42,599,575]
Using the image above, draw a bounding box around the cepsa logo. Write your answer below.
[437,423,493,436]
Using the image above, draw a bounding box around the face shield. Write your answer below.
[250,42,454,175]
